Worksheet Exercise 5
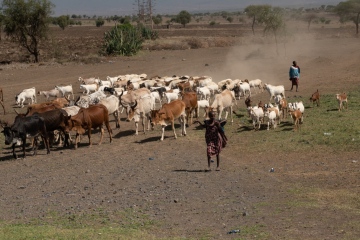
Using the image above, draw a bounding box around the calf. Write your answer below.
[1,115,50,159]
[150,99,187,141]
[310,89,320,107]
[336,93,347,111]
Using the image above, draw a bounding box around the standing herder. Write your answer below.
[289,61,301,92]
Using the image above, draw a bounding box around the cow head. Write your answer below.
[63,115,85,134]
[126,100,138,122]
[150,109,164,127]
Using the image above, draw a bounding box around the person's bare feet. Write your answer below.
[216,167,220,171]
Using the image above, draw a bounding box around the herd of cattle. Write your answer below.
[0,73,348,159]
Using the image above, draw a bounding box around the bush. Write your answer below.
[138,24,158,40]
[102,24,143,56]
[96,18,105,27]
[209,21,216,26]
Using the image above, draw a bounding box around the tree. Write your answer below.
[57,15,70,30]
[176,10,191,27]
[334,0,360,35]
[303,13,317,32]
[263,7,286,56]
[152,14,162,26]
[95,17,105,27]
[2,0,54,62]
[244,4,271,35]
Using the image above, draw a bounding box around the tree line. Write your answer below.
[1,0,360,63]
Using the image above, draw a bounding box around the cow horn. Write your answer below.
[74,96,80,106]
[131,100,137,109]
[119,90,126,108]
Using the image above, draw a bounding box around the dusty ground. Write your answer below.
[0,22,359,239]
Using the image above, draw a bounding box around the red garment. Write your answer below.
[204,120,226,157]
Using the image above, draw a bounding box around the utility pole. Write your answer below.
[135,0,155,29]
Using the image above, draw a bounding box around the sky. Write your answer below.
[51,0,342,17]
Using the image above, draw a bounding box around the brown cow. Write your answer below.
[177,81,191,92]
[25,97,71,116]
[150,99,187,141]
[181,91,198,126]
[62,104,112,149]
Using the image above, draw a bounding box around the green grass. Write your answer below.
[226,90,360,153]
[0,208,161,240]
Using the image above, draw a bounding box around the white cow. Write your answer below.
[264,84,285,101]
[98,95,121,129]
[210,89,236,123]
[16,87,37,108]
[196,87,211,100]
[55,85,74,100]
[125,94,155,135]
[197,99,210,118]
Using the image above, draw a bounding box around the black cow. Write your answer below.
[1,115,50,159]
[34,109,70,147]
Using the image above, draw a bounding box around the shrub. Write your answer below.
[96,18,105,27]
[137,23,158,40]
[209,21,216,26]
[102,24,144,56]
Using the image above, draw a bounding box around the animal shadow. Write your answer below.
[135,136,160,143]
[173,169,210,173]
[327,108,340,112]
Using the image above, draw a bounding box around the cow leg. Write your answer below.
[135,122,139,135]
[114,111,120,128]
[160,125,166,141]
[74,133,79,149]
[12,143,18,159]
[104,120,112,143]
[141,117,145,134]
[180,115,187,136]
[230,106,233,123]
[32,137,38,156]
[42,135,51,154]
[172,120,178,139]
[98,127,104,145]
